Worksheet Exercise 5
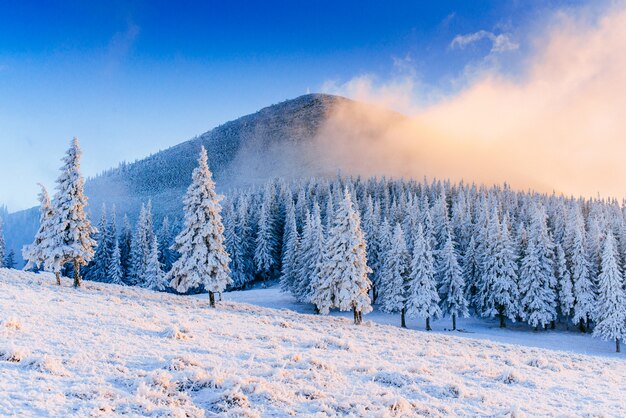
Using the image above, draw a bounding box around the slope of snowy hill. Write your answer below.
[3,93,404,261]
[1,268,624,417]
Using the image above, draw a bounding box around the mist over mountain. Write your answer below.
[2,93,405,259]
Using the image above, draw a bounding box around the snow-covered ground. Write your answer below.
[222,285,623,358]
[1,269,624,417]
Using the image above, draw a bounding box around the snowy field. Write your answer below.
[1,269,624,417]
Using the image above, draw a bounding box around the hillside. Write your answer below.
[1,268,624,416]
[2,93,405,260]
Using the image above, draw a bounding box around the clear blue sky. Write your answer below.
[0,0,586,211]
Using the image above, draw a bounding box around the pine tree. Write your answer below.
[23,184,57,281]
[378,224,410,327]
[108,239,124,285]
[406,224,441,330]
[373,218,392,303]
[49,138,97,287]
[297,203,325,304]
[129,203,154,286]
[157,216,174,272]
[230,194,254,288]
[319,189,372,324]
[168,147,231,307]
[279,201,300,294]
[254,192,278,281]
[479,215,520,328]
[519,205,557,330]
[4,250,15,269]
[569,209,595,332]
[555,243,575,321]
[87,204,110,282]
[119,214,133,283]
[593,231,626,352]
[144,235,167,291]
[437,228,469,330]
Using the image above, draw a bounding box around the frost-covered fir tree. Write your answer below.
[298,203,325,305]
[479,215,520,328]
[168,147,231,307]
[129,202,154,286]
[555,243,575,321]
[144,235,167,291]
[519,205,557,330]
[406,224,441,331]
[373,218,392,303]
[593,231,626,352]
[230,194,254,288]
[108,239,124,285]
[437,229,469,330]
[49,138,97,287]
[157,216,175,272]
[569,208,596,332]
[4,250,15,269]
[119,214,133,283]
[319,189,372,324]
[279,200,300,294]
[254,192,278,281]
[87,205,110,282]
[23,184,57,281]
[378,224,410,327]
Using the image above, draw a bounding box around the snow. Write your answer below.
[2,269,624,416]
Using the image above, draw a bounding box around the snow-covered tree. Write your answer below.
[108,239,124,286]
[568,208,596,332]
[129,202,154,286]
[378,224,410,327]
[593,231,626,352]
[319,189,372,324]
[144,235,167,291]
[519,205,557,329]
[406,224,441,330]
[279,200,300,294]
[157,216,175,272]
[87,205,110,282]
[119,214,133,283]
[168,146,231,307]
[437,229,469,330]
[254,192,278,281]
[23,184,57,282]
[478,215,520,328]
[4,250,15,269]
[298,203,325,304]
[49,138,97,287]
[555,243,575,321]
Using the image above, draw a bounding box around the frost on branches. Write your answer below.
[168,146,232,307]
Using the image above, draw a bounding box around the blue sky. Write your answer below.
[0,0,589,211]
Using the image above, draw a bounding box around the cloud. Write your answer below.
[451,30,519,53]
[318,3,626,199]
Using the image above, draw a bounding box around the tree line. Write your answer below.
[16,138,626,352]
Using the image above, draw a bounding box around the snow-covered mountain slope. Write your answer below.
[3,93,404,260]
[1,268,624,417]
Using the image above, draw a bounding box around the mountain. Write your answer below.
[3,93,405,259]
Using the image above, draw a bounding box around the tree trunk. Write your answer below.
[452,313,457,331]
[353,307,362,325]
[55,272,61,286]
[617,338,621,353]
[73,260,81,288]
[426,317,432,331]
[209,291,215,308]
[371,285,377,304]
[579,319,586,333]
[499,314,506,328]
[358,311,362,323]
[353,308,357,324]
[400,307,407,328]
[550,321,555,330]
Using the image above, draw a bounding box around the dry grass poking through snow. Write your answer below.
[0,268,624,417]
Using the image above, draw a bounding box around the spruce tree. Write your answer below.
[129,202,154,286]
[479,215,520,328]
[406,224,441,330]
[555,243,575,321]
[119,214,133,283]
[437,229,469,330]
[298,203,325,304]
[108,239,124,286]
[593,231,626,352]
[49,138,97,287]
[279,201,300,294]
[23,184,57,281]
[379,224,410,327]
[88,204,110,282]
[4,250,15,269]
[157,216,174,272]
[320,189,372,324]
[168,147,231,307]
[570,209,595,332]
[144,235,166,291]
[254,192,278,281]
